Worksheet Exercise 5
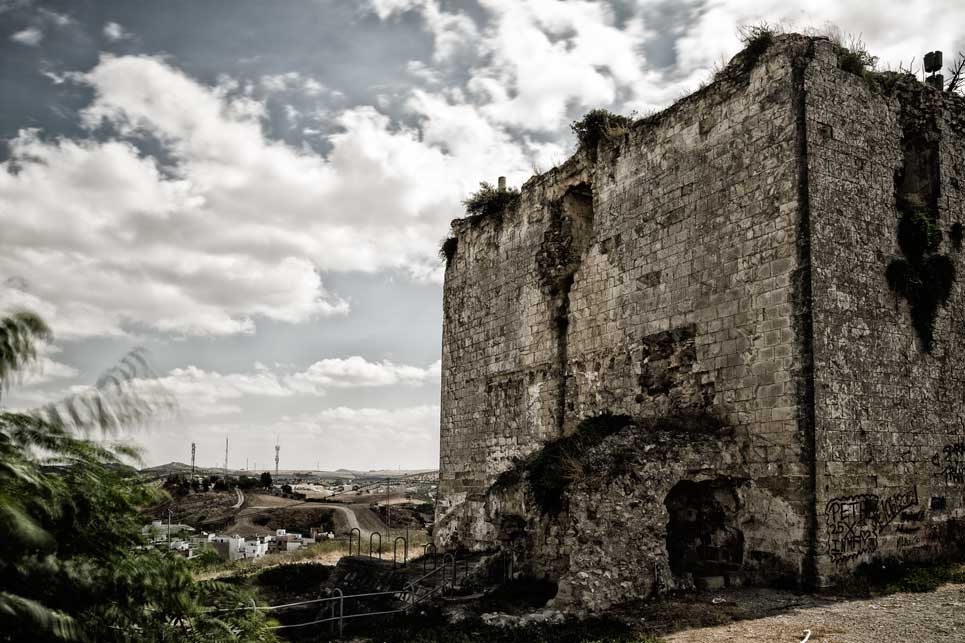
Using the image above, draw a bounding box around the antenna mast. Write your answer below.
[224,437,228,477]
[191,442,196,477]
[274,437,280,477]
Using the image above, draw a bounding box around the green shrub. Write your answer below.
[571,109,633,154]
[851,557,965,595]
[439,236,458,267]
[463,182,521,223]
[736,23,775,73]
[256,562,331,592]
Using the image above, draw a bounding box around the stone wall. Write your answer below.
[805,40,965,582]
[436,159,592,545]
[436,32,965,608]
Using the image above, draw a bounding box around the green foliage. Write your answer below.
[836,48,877,76]
[439,235,458,267]
[0,311,279,642]
[886,208,956,352]
[736,23,775,73]
[492,411,725,515]
[259,471,272,489]
[851,558,965,596]
[255,563,331,593]
[463,182,521,223]
[494,414,633,515]
[829,34,878,77]
[0,311,51,394]
[570,109,633,154]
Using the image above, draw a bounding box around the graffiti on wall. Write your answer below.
[825,488,921,563]
[931,442,965,484]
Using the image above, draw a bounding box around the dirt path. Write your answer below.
[655,584,965,643]
[231,487,244,509]
[221,494,388,539]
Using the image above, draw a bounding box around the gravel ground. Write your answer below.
[655,583,965,643]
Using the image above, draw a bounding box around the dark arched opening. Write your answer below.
[665,479,744,577]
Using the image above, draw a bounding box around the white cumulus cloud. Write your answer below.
[10,27,42,46]
[102,21,131,42]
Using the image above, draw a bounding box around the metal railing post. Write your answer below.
[333,587,344,638]
[393,536,407,568]
[443,553,456,596]
[349,527,361,556]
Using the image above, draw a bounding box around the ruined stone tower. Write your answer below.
[436,34,965,609]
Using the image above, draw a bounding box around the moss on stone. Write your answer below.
[886,207,955,354]
[490,411,725,515]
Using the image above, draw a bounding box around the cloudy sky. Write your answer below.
[1,0,962,470]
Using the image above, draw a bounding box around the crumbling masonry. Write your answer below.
[435,34,965,610]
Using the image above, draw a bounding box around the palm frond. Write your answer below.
[0,311,52,397]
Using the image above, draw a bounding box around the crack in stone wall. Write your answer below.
[536,184,594,435]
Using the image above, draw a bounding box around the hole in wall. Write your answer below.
[665,479,744,577]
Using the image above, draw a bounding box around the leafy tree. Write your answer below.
[259,471,272,490]
[0,311,279,642]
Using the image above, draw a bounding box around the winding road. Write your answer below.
[224,494,386,538]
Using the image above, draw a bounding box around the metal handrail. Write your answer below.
[227,551,469,633]
[348,527,361,556]
[422,543,437,574]
[393,536,408,567]
[369,531,382,559]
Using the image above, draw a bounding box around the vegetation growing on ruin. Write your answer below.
[832,36,878,77]
[439,235,458,267]
[736,23,775,74]
[886,202,956,353]
[463,181,521,224]
[492,411,726,515]
[845,557,965,596]
[571,109,634,156]
[492,413,632,514]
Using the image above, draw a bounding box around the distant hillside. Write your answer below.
[140,462,192,473]
[139,462,438,480]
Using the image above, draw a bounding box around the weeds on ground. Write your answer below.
[845,558,965,596]
[193,530,432,577]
